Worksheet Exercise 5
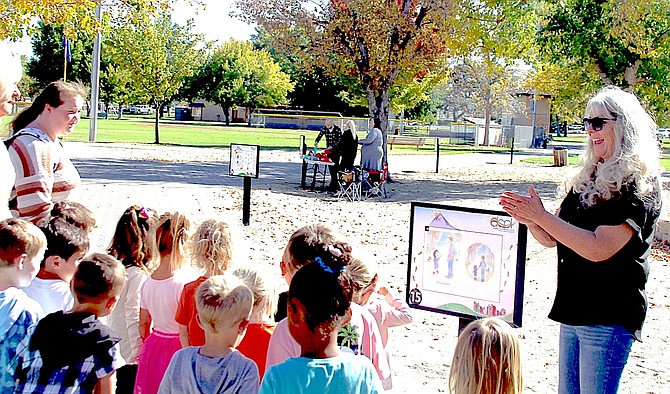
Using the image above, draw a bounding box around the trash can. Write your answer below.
[174,107,191,121]
[553,146,568,167]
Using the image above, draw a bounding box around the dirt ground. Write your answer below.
[71,143,670,393]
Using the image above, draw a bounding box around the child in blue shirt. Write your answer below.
[260,242,382,394]
[12,253,127,394]
[0,218,47,391]
[159,275,259,393]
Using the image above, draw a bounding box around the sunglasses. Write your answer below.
[584,117,616,132]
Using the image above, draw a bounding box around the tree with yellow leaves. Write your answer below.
[106,12,204,143]
[235,0,461,168]
[0,0,180,40]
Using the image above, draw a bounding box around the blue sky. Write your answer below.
[9,0,254,58]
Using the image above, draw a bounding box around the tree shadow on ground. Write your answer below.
[73,157,563,204]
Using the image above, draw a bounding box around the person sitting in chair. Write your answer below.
[359,118,383,171]
[338,120,359,173]
[315,119,342,192]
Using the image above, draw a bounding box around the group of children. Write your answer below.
[0,201,525,393]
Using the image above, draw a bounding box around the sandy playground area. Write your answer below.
[68,142,670,393]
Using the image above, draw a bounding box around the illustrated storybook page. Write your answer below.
[406,202,527,326]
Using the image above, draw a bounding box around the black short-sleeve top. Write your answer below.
[548,181,661,340]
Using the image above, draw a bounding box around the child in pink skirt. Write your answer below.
[134,212,194,394]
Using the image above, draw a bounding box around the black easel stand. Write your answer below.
[243,177,251,226]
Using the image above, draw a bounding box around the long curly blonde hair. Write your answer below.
[190,219,233,276]
[566,86,661,206]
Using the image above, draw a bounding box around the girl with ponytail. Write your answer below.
[7,81,87,223]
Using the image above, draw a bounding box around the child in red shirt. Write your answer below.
[175,219,233,346]
[233,267,278,378]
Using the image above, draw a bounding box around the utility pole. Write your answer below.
[89,4,102,142]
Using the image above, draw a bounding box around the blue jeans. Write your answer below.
[558,324,634,394]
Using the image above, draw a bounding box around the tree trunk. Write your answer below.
[484,107,491,147]
[623,60,642,91]
[366,87,391,164]
[223,107,231,126]
[117,103,123,119]
[154,101,162,144]
[482,87,492,146]
[594,61,614,86]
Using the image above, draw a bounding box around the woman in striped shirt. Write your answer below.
[7,81,87,223]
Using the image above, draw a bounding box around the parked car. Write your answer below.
[135,105,151,115]
[657,128,670,139]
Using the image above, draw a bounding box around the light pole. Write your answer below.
[89,4,102,142]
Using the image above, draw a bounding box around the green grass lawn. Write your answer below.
[64,118,312,150]
[552,135,588,144]
[2,116,518,155]
[520,154,582,166]
[4,116,667,170]
[521,153,670,171]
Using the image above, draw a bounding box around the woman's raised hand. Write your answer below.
[499,186,546,225]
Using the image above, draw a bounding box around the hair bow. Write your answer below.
[315,256,344,274]
[327,244,342,257]
[133,205,151,219]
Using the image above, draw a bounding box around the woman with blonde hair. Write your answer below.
[449,317,522,394]
[500,86,662,393]
[339,119,359,172]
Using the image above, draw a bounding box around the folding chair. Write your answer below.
[361,163,388,199]
[336,169,361,202]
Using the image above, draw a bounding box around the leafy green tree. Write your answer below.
[106,13,204,143]
[27,23,94,88]
[537,0,670,123]
[235,0,462,169]
[524,60,600,123]
[456,0,538,145]
[184,39,293,125]
[539,0,670,89]
[252,27,366,115]
[99,62,138,119]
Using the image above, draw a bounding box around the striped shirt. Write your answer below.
[7,128,80,223]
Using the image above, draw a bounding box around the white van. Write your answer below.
[135,105,151,115]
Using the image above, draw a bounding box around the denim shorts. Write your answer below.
[558,324,634,394]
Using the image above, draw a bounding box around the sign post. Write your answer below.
[229,144,260,226]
